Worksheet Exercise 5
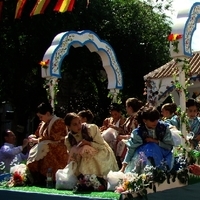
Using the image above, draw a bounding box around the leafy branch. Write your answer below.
[107,90,122,104]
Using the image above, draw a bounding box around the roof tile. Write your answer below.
[144,52,200,80]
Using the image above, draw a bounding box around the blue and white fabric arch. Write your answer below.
[41,30,123,91]
[170,2,200,58]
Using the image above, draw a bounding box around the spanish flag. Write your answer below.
[54,0,74,13]
[30,0,50,16]
[15,0,27,19]
[0,1,3,20]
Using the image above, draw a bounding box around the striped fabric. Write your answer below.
[67,0,75,11]
[30,0,50,16]
[0,1,3,20]
[54,0,73,13]
[14,0,27,19]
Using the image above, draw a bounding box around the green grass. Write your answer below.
[0,186,120,199]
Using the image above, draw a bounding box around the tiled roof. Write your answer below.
[144,52,200,80]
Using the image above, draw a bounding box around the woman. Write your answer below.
[186,98,200,148]
[115,98,143,167]
[120,105,174,173]
[77,109,94,124]
[64,112,118,177]
[161,102,180,130]
[27,102,69,185]
[100,103,126,150]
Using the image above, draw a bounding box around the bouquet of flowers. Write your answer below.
[73,174,107,192]
[7,164,28,187]
[115,167,154,199]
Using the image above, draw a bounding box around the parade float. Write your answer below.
[2,1,200,200]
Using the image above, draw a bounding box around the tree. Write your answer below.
[0,0,173,130]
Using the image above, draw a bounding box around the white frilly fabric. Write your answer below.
[169,125,182,147]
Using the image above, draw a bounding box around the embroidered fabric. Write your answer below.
[68,145,98,162]
[27,140,60,164]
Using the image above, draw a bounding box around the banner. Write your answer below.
[30,0,50,16]
[67,0,75,12]
[15,0,27,19]
[54,0,72,13]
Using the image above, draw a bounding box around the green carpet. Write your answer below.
[0,186,120,199]
[1,176,200,200]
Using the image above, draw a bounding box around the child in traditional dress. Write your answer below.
[78,110,94,124]
[186,98,200,148]
[100,103,126,151]
[64,113,119,177]
[115,98,143,168]
[120,105,174,173]
[161,102,180,130]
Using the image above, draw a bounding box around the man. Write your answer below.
[0,129,29,173]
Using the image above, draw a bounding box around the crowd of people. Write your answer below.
[0,97,200,188]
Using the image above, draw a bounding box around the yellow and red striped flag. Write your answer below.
[0,1,3,20]
[30,0,50,16]
[15,0,27,19]
[54,0,74,13]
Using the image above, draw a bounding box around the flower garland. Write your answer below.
[107,90,122,104]
[115,155,189,199]
[167,33,198,160]
[43,78,59,107]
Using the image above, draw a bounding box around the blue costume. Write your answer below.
[188,117,200,147]
[164,115,180,130]
[123,121,174,172]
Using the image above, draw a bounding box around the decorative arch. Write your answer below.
[168,2,200,146]
[170,2,200,58]
[41,30,123,90]
[183,2,200,57]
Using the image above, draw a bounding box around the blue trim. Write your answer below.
[183,2,200,57]
[49,30,123,89]
[190,76,200,81]
[158,85,175,101]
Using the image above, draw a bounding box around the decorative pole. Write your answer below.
[168,34,188,148]
[176,59,187,146]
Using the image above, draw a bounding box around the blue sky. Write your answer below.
[170,0,200,51]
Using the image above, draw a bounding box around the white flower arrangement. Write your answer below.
[73,174,107,192]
